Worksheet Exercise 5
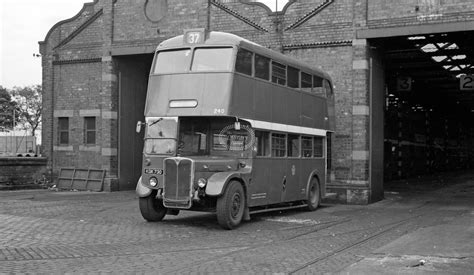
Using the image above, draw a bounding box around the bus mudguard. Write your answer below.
[205,171,248,196]
[136,176,153,198]
[305,170,321,197]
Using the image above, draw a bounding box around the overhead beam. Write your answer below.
[358,21,474,39]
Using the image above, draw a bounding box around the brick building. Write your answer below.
[40,0,474,203]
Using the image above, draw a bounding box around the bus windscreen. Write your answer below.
[144,119,178,155]
[153,49,191,74]
[191,48,233,72]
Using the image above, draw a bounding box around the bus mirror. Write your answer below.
[234,121,241,130]
[136,121,143,133]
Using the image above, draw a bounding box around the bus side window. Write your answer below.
[313,75,324,96]
[313,136,324,158]
[271,61,286,86]
[301,136,313,158]
[235,48,253,76]
[271,133,287,157]
[255,131,270,157]
[301,72,312,93]
[255,54,270,80]
[287,134,300,157]
[287,66,299,88]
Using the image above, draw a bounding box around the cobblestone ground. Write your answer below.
[0,173,473,274]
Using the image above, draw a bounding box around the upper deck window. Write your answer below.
[154,49,191,74]
[301,72,312,93]
[255,54,270,80]
[287,66,299,88]
[191,47,233,71]
[313,75,324,96]
[235,48,253,76]
[271,61,286,85]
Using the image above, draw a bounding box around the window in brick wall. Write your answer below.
[84,117,96,145]
[58,117,69,145]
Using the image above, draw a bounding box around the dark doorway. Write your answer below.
[117,54,153,190]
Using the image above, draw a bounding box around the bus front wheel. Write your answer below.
[216,181,245,230]
[139,192,167,222]
[306,177,321,211]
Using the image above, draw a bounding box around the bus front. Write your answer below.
[135,30,252,229]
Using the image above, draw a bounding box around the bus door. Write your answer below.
[269,158,286,204]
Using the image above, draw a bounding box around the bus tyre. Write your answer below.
[216,181,245,230]
[306,177,321,211]
[139,193,167,222]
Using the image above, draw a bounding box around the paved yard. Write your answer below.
[0,173,473,274]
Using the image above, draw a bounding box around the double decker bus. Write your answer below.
[135,29,335,229]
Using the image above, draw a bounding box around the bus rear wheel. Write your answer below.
[216,181,245,230]
[306,177,321,211]
[139,192,167,222]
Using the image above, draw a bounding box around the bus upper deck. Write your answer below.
[145,29,335,132]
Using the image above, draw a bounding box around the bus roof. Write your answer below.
[156,31,331,80]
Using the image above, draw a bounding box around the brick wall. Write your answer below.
[0,158,47,187]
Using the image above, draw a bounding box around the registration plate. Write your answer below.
[144,169,163,175]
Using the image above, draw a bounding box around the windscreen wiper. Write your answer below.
[148,118,163,127]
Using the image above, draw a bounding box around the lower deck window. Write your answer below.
[287,134,300,157]
[302,136,313,157]
[314,136,324,157]
[271,133,286,157]
[255,131,270,156]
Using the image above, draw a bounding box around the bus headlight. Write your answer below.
[149,177,158,187]
[197,178,207,188]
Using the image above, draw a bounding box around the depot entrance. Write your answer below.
[369,31,474,183]
[117,54,154,190]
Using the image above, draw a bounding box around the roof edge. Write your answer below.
[39,0,99,51]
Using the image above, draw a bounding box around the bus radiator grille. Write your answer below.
[163,158,193,209]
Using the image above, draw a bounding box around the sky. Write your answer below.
[0,0,287,89]
[0,0,92,89]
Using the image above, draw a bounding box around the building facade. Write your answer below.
[40,0,474,203]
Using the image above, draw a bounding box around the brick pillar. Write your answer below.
[347,0,371,203]
[100,0,119,191]
[349,38,370,203]
[39,42,55,181]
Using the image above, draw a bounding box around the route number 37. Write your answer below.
[460,75,474,91]
[184,30,204,44]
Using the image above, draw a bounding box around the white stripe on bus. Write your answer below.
[243,118,327,136]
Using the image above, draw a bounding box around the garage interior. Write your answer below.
[371,31,474,182]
